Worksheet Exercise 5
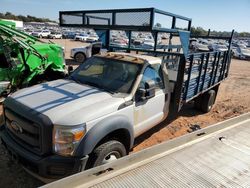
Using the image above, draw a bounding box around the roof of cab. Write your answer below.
[96,52,161,65]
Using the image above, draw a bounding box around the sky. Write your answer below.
[1,0,250,32]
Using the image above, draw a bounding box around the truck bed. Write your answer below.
[43,113,250,188]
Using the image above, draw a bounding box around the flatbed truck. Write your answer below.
[0,8,234,181]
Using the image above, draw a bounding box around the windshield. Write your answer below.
[69,57,142,94]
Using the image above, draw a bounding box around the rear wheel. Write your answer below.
[194,95,202,110]
[74,52,86,63]
[201,90,216,112]
[87,140,127,168]
[194,89,217,113]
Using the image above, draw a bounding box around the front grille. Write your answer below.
[4,108,42,154]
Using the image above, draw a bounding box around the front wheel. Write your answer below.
[87,140,127,168]
[74,52,86,63]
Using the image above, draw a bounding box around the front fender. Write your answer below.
[75,115,134,157]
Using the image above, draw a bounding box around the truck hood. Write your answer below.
[9,79,125,125]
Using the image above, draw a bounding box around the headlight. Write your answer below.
[53,125,86,156]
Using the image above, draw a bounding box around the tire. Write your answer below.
[194,89,216,113]
[194,95,202,110]
[74,52,86,63]
[39,35,43,38]
[201,90,216,113]
[87,140,127,168]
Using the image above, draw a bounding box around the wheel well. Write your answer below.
[95,129,131,154]
[74,52,86,58]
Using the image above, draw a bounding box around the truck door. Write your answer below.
[134,65,166,137]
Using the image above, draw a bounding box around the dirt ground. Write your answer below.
[0,39,249,187]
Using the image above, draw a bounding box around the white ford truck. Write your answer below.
[1,51,225,181]
[0,7,233,182]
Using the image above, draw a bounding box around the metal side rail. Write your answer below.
[43,113,250,188]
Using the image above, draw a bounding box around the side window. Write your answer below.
[139,65,164,89]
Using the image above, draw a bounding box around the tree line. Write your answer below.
[0,12,56,23]
[191,27,250,38]
[155,23,250,38]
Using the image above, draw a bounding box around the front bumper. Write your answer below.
[0,128,89,182]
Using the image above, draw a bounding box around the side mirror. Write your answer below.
[137,80,156,101]
[68,65,74,74]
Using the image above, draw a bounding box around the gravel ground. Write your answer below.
[0,39,249,187]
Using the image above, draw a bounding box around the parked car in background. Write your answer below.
[74,33,89,41]
[24,28,33,35]
[233,47,250,60]
[247,41,250,48]
[48,32,63,39]
[193,43,210,52]
[133,39,144,45]
[86,34,99,42]
[209,44,228,52]
[189,38,198,49]
[70,42,102,63]
[110,39,128,47]
[142,39,155,48]
[32,30,51,38]
[62,31,76,39]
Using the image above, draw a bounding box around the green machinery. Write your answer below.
[0,20,66,97]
